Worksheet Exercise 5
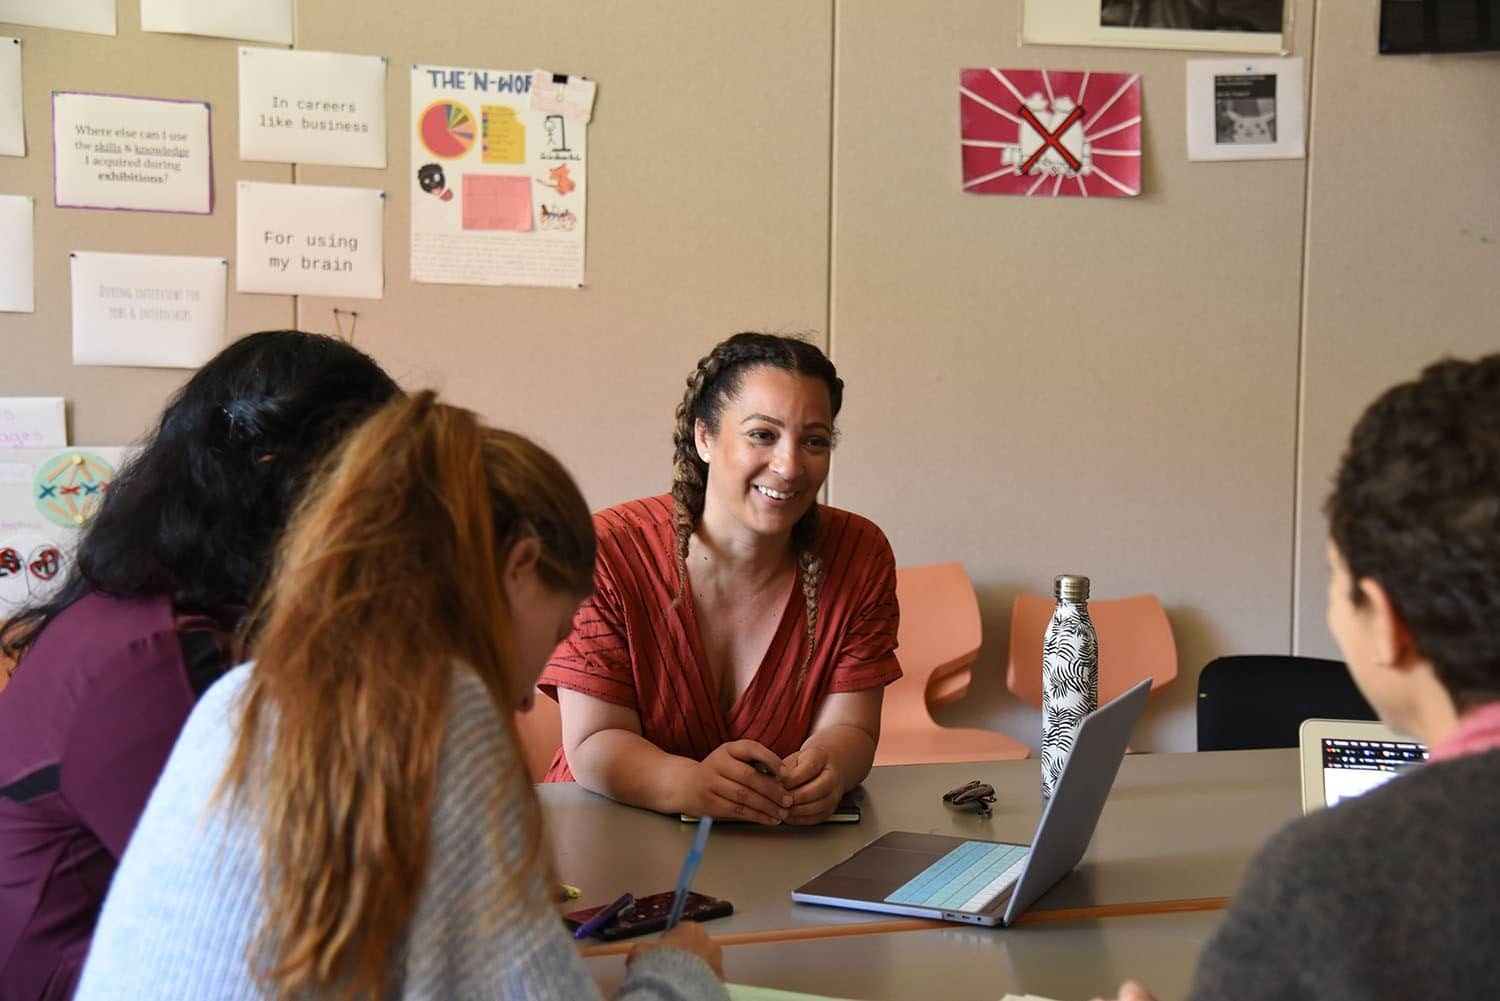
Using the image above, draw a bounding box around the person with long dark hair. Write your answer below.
[539,333,901,825]
[0,331,397,1001]
[73,393,725,1000]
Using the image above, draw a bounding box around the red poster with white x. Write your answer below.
[960,69,1142,198]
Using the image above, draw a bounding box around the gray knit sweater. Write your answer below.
[1188,748,1500,1001]
[73,663,727,1001]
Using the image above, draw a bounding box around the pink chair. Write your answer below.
[1005,592,1177,709]
[514,691,561,783]
[873,562,1029,766]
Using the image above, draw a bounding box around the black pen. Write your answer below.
[573,892,633,940]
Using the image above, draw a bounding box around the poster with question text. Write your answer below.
[236,181,384,298]
[411,64,587,288]
[53,92,211,214]
[0,446,131,612]
[238,47,386,167]
[70,251,226,367]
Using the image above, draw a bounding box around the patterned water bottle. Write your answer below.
[1040,573,1098,798]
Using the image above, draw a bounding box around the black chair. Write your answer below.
[1196,655,1378,751]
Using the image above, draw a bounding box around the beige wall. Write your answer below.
[2,1,1495,750]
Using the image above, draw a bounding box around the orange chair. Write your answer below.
[514,691,562,783]
[873,562,1029,766]
[1005,592,1177,709]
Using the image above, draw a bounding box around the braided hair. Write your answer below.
[670,333,844,685]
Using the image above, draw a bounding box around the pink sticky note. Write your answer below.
[960,69,1142,198]
[461,174,533,231]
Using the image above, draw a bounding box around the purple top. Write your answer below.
[0,592,233,1001]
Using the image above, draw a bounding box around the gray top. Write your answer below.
[73,664,727,1001]
[1188,749,1500,1001]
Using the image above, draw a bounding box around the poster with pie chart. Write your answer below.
[419,100,476,159]
[411,64,588,289]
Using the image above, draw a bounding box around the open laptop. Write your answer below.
[792,678,1150,928]
[1298,717,1428,813]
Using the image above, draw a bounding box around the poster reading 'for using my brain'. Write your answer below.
[410,65,588,289]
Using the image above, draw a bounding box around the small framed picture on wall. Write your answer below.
[1185,57,1305,161]
[1025,0,1289,54]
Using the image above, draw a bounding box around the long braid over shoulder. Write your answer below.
[669,333,844,684]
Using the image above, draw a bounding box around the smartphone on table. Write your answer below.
[564,890,733,940]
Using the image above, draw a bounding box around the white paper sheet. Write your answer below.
[0,398,66,448]
[236,181,384,299]
[0,446,131,612]
[411,65,587,288]
[1186,58,1306,161]
[53,92,212,214]
[0,195,34,313]
[529,68,596,124]
[70,252,226,368]
[0,0,116,35]
[140,0,291,45]
[0,38,22,157]
[238,47,387,168]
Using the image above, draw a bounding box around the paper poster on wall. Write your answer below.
[529,69,596,124]
[0,446,131,612]
[1,38,22,157]
[53,92,212,214]
[140,0,291,45]
[0,0,116,35]
[238,47,387,168]
[0,195,33,312]
[236,181,384,299]
[1023,0,1286,54]
[70,251,226,368]
[960,69,1142,197]
[1186,57,1304,161]
[410,64,587,289]
[0,399,66,448]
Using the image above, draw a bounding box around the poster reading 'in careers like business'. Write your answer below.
[410,65,586,289]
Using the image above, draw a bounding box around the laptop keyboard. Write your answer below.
[885,841,1030,912]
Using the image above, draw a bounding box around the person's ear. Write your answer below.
[1357,576,1416,669]
[502,535,542,585]
[693,418,713,464]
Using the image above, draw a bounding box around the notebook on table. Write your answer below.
[1297,717,1428,813]
[791,678,1150,928]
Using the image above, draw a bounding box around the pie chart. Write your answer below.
[420,100,476,159]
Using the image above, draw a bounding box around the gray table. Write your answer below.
[585,910,1226,1001]
[542,749,1298,943]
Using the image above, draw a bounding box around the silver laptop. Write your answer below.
[791,678,1150,927]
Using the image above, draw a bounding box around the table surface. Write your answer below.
[585,909,1226,1001]
[542,748,1299,943]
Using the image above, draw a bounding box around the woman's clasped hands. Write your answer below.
[684,740,845,826]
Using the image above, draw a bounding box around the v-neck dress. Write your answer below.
[538,495,902,782]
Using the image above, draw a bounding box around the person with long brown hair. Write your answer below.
[539,333,901,825]
[71,393,727,1001]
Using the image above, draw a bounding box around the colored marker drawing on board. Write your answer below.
[35,451,115,527]
[960,69,1143,197]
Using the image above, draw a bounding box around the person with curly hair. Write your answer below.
[1096,354,1500,1001]
[539,333,901,826]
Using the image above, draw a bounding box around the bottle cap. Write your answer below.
[1053,574,1090,601]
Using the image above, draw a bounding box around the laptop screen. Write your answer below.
[1320,736,1428,808]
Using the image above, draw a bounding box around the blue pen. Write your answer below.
[664,815,714,931]
[573,891,633,940]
